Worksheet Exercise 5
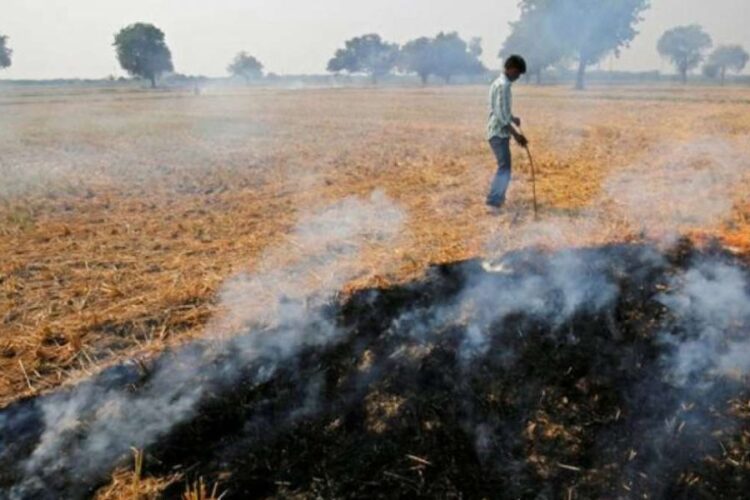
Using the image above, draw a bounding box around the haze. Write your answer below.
[2,0,749,80]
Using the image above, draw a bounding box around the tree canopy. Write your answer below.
[499,4,566,85]
[228,52,264,83]
[399,37,435,84]
[430,32,486,84]
[514,0,650,89]
[327,34,399,83]
[113,23,174,88]
[657,25,712,83]
[400,32,485,84]
[703,45,749,85]
[0,34,11,70]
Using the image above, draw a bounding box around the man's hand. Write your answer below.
[514,133,529,148]
[512,117,521,127]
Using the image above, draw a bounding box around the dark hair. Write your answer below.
[504,55,527,74]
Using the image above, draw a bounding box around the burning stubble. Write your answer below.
[2,120,750,497]
[2,243,749,497]
[658,259,750,386]
[3,191,405,498]
[471,133,750,491]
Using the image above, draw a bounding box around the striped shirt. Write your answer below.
[487,73,514,140]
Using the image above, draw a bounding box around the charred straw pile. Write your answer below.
[1,241,749,499]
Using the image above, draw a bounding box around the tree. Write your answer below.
[399,33,485,85]
[327,34,399,84]
[469,37,483,59]
[704,45,749,85]
[430,32,486,84]
[702,62,720,79]
[113,23,174,88]
[399,37,435,84]
[500,4,566,85]
[0,34,11,70]
[228,52,264,84]
[657,25,712,84]
[519,0,649,90]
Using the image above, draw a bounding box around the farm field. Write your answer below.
[2,84,750,497]
[3,84,750,406]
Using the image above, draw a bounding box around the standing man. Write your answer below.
[486,55,528,212]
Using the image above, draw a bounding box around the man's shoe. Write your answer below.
[486,197,505,215]
[486,204,503,216]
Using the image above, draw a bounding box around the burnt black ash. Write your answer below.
[1,242,749,499]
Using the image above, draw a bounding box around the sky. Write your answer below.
[2,0,749,79]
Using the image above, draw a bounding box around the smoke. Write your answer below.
[216,190,403,330]
[479,135,748,263]
[469,134,750,487]
[605,137,748,241]
[0,94,276,200]
[3,99,750,496]
[6,190,404,498]
[659,258,750,386]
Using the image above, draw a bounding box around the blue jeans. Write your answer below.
[486,136,512,207]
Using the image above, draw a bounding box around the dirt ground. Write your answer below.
[2,83,750,413]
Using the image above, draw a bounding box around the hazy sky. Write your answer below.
[2,0,749,79]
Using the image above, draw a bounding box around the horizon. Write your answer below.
[2,0,749,80]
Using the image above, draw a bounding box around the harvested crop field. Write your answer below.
[2,84,750,498]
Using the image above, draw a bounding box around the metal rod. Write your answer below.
[517,126,539,220]
[524,145,539,220]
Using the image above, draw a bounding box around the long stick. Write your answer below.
[524,145,539,220]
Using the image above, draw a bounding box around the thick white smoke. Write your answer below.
[659,259,750,387]
[473,133,750,480]
[605,137,748,241]
[8,190,405,498]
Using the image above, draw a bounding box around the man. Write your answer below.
[486,55,528,212]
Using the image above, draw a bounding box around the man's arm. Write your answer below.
[506,123,528,148]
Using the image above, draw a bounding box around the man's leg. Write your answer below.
[486,137,512,208]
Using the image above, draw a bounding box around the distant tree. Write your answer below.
[228,52,264,84]
[430,32,486,84]
[519,0,649,90]
[399,37,435,84]
[704,45,749,85]
[469,37,483,59]
[0,34,11,70]
[500,4,566,85]
[113,23,174,88]
[657,25,712,84]
[327,34,399,84]
[399,34,485,85]
[702,62,720,79]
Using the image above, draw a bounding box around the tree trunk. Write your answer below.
[720,67,726,86]
[150,75,156,88]
[680,59,687,84]
[575,59,586,90]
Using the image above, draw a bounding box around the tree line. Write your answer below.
[327,32,486,84]
[0,25,484,87]
[1,6,748,88]
[657,26,748,85]
[501,0,748,88]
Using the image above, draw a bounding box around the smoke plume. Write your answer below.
[605,137,748,240]
[5,190,404,498]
